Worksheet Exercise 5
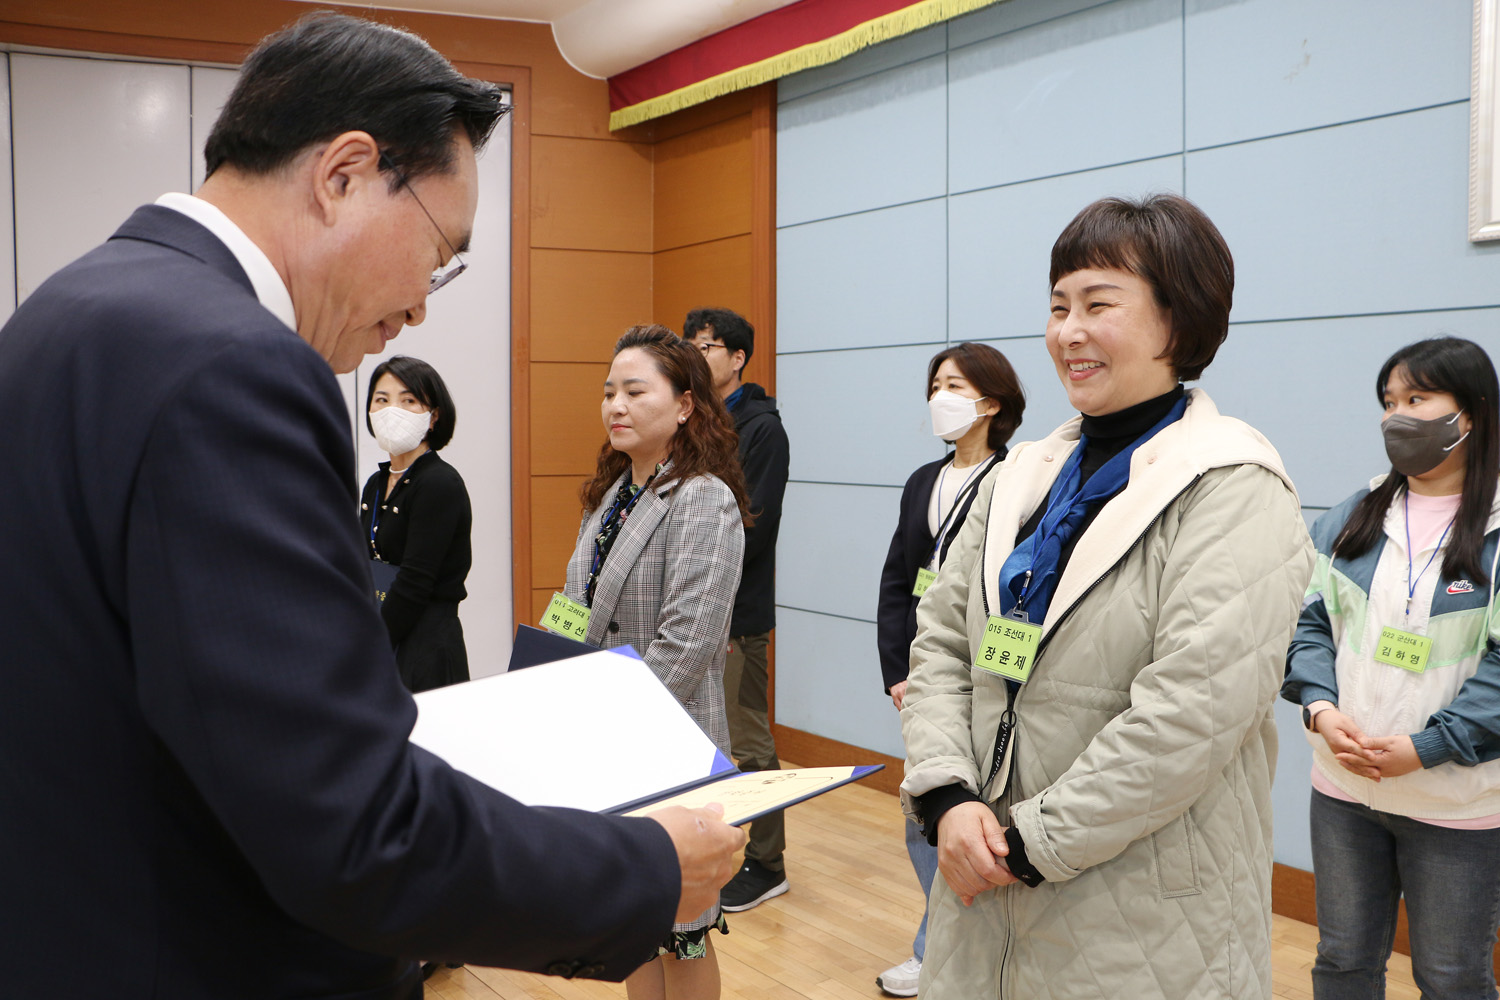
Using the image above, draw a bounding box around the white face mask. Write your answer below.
[929,390,989,442]
[370,405,431,456]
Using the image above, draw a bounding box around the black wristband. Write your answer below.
[917,784,983,846]
[1003,825,1045,888]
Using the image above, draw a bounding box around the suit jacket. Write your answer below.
[565,469,745,756]
[876,450,1003,692]
[0,205,679,999]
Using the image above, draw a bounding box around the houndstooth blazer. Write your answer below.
[566,467,744,757]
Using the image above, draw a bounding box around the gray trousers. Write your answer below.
[724,631,784,870]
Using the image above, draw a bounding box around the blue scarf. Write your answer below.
[997,394,1188,625]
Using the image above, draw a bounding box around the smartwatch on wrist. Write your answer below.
[1303,703,1330,732]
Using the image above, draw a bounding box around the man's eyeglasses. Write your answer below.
[380,152,467,294]
[690,342,726,356]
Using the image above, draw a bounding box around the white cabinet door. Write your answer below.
[191,66,240,191]
[11,53,191,302]
[7,52,514,673]
[0,56,15,323]
[355,111,515,675]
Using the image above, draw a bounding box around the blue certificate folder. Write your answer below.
[410,644,882,825]
[509,623,642,671]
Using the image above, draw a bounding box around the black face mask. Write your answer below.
[1382,410,1469,477]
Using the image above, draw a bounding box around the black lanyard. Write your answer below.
[926,455,994,569]
[585,469,658,606]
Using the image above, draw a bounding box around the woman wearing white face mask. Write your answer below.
[1284,336,1500,999]
[360,355,473,694]
[873,341,1024,998]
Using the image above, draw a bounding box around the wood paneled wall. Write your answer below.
[0,2,775,637]
[527,86,776,627]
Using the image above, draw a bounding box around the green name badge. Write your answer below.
[1375,626,1432,673]
[542,592,591,642]
[912,568,938,598]
[976,613,1041,683]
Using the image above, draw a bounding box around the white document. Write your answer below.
[409,649,730,813]
[624,766,863,826]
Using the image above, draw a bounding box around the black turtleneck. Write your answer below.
[915,385,1188,870]
[1015,384,1185,546]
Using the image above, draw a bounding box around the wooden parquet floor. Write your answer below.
[424,766,1419,1000]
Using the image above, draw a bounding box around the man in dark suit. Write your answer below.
[0,14,741,999]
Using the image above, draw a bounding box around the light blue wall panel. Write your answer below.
[948,155,1182,351]
[777,482,902,623]
[1185,0,1470,150]
[948,0,1182,194]
[1188,104,1500,323]
[774,608,903,757]
[950,0,1120,50]
[779,199,948,353]
[1202,308,1500,509]
[1272,699,1315,871]
[778,55,949,227]
[778,344,948,486]
[974,335,1077,446]
[779,22,947,103]
[772,0,1487,877]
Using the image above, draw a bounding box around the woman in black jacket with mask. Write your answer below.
[360,355,472,693]
[872,341,1024,997]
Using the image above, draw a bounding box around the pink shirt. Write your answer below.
[1312,490,1500,828]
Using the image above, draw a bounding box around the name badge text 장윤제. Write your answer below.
[975,610,1041,684]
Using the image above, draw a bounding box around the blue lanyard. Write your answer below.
[1403,489,1456,619]
[926,458,989,568]
[586,470,658,606]
[1015,445,1090,608]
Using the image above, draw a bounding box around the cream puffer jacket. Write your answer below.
[900,390,1314,1000]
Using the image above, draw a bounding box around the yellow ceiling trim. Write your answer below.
[608,0,1007,130]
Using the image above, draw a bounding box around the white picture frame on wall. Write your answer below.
[1471,0,1500,241]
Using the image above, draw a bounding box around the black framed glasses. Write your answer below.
[690,342,726,356]
[380,152,467,294]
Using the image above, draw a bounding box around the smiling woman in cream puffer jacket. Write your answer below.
[899,195,1315,1000]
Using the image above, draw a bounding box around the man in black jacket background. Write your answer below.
[684,308,793,911]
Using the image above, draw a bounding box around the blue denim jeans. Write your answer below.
[1310,789,1500,1000]
[905,816,939,962]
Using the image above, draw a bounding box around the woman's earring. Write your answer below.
[679,416,686,424]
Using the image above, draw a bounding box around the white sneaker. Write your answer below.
[876,956,921,997]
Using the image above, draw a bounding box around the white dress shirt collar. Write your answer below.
[154,192,296,332]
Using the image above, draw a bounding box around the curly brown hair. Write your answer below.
[580,325,753,525]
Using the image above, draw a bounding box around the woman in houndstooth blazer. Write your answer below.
[566,325,753,1000]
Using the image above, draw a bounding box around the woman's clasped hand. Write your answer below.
[1311,708,1423,781]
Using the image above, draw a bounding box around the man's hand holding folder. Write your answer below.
[648,802,747,921]
[409,649,877,925]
